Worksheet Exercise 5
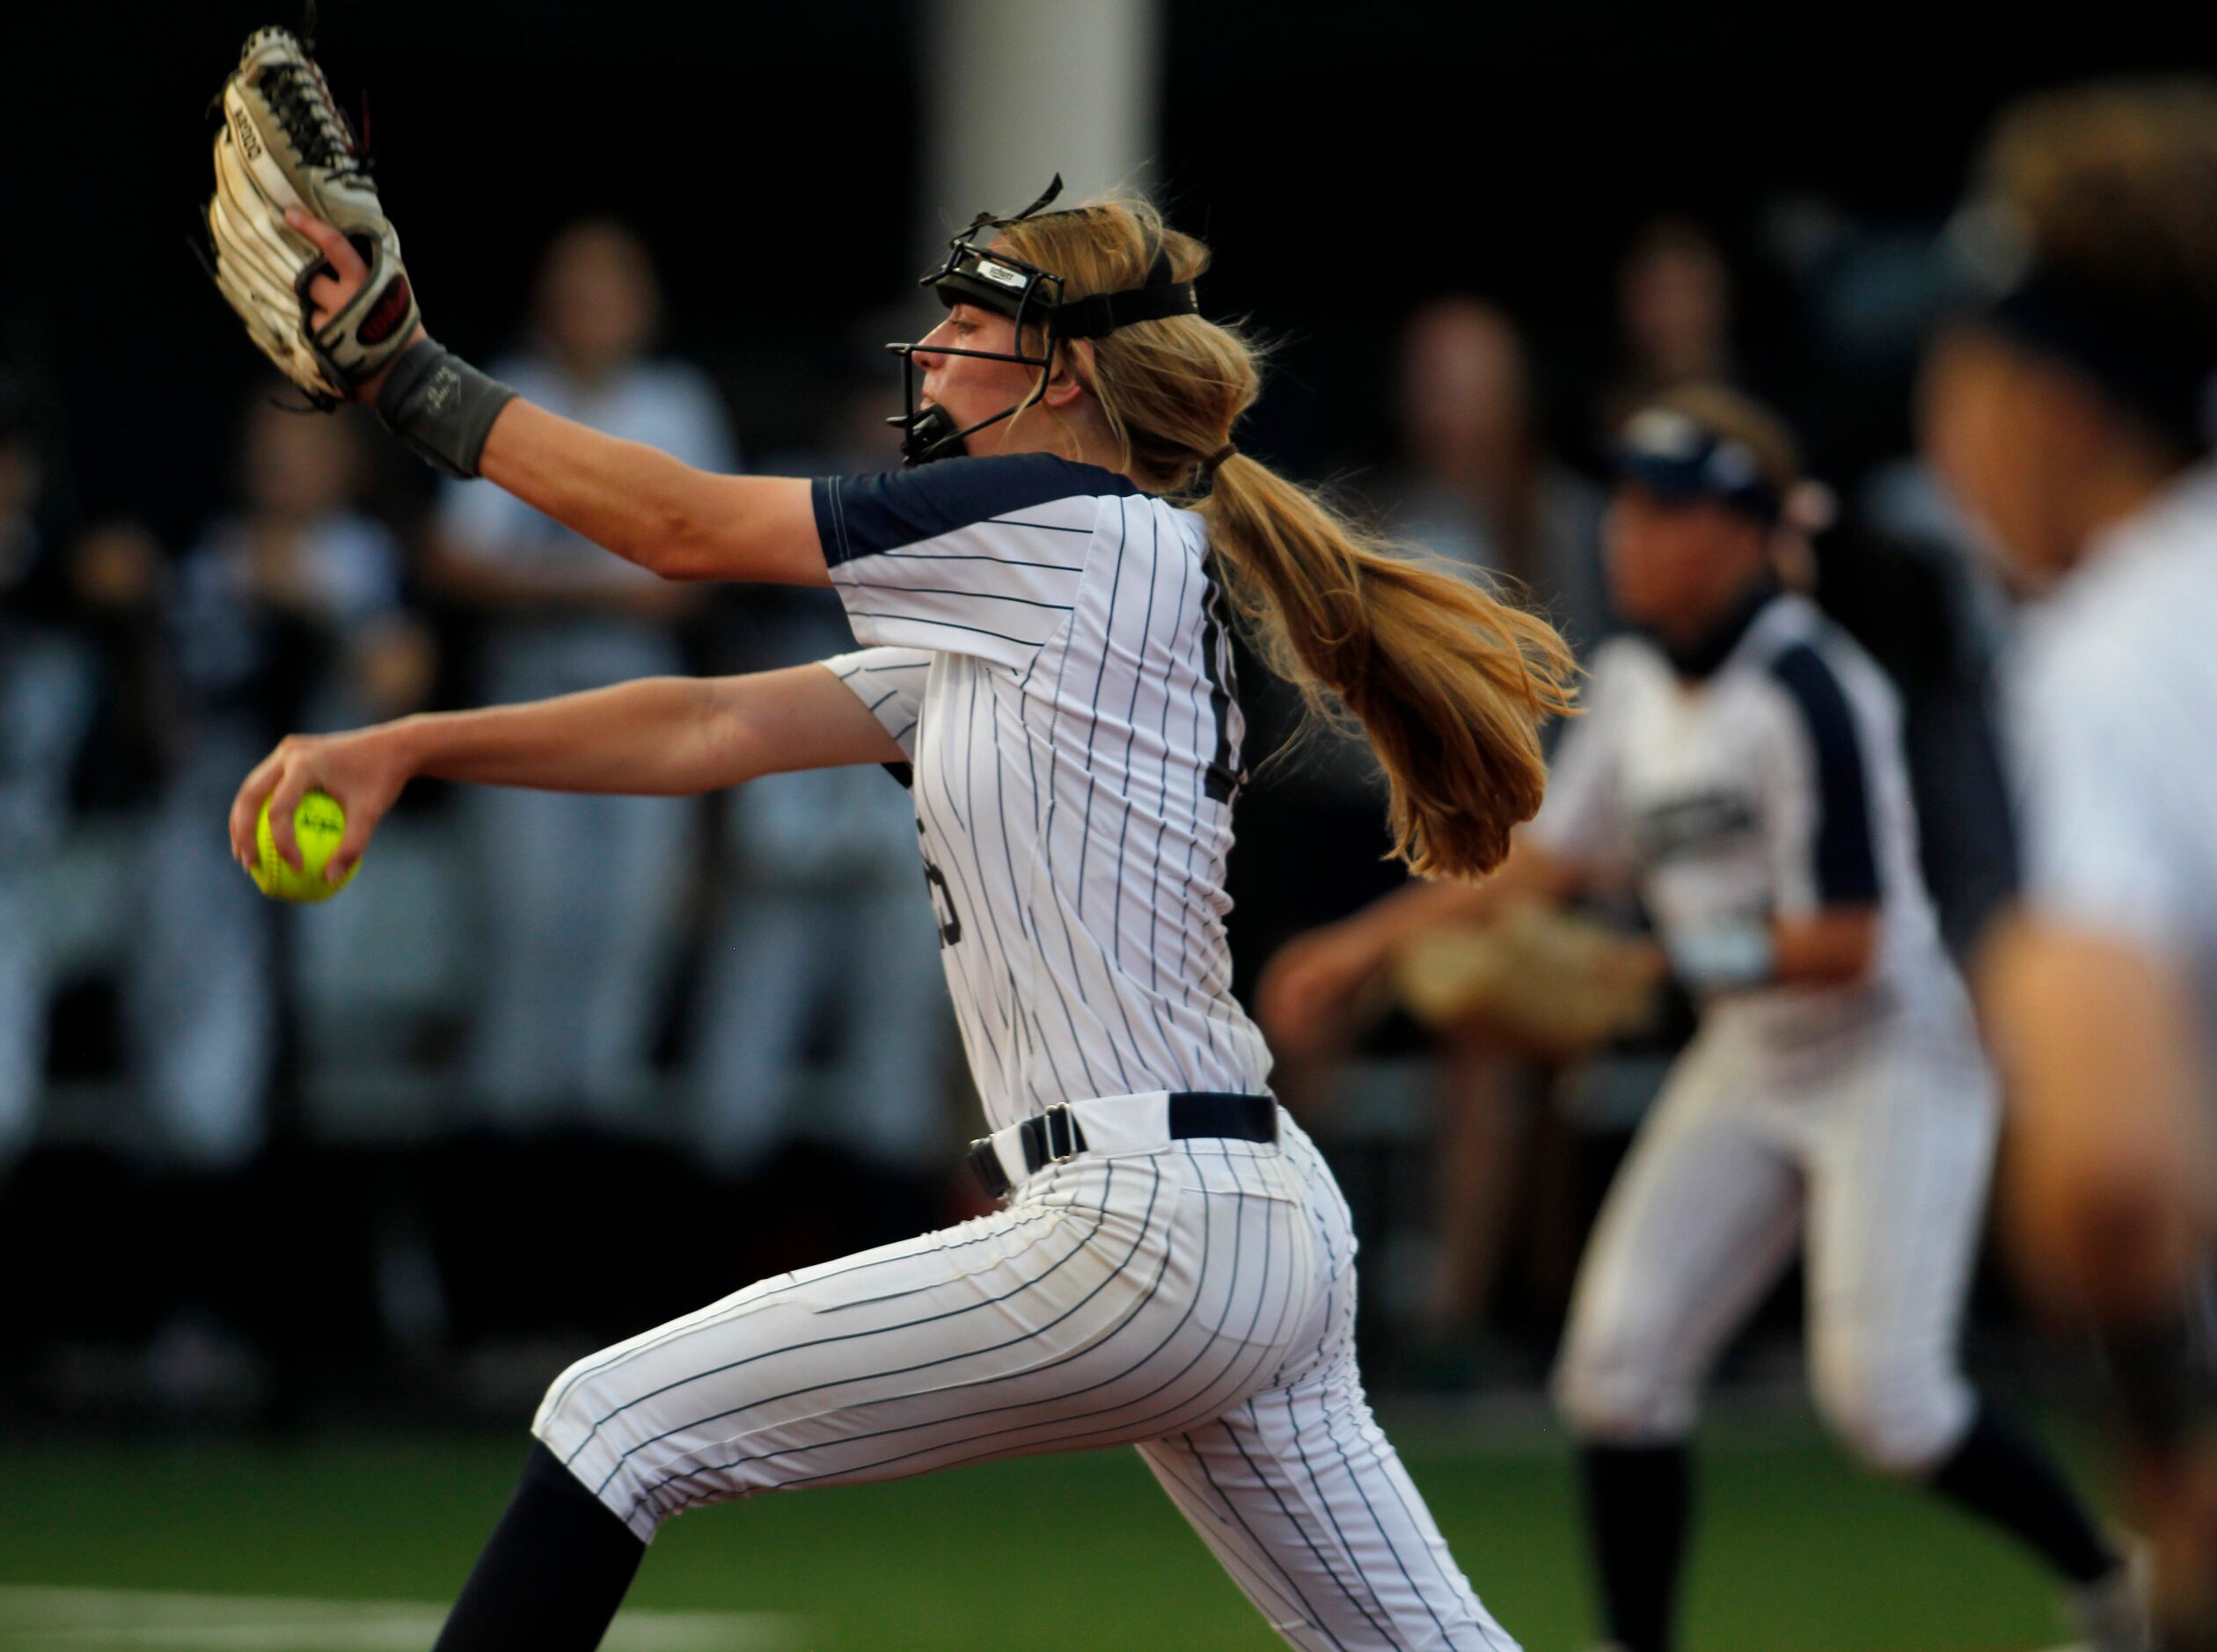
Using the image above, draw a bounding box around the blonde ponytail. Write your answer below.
[1200,454,1577,878]
[996,199,1579,881]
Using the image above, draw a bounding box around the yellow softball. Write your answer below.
[251,789,355,903]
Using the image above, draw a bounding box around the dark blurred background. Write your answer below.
[3,0,2198,531]
[0,0,2200,1454]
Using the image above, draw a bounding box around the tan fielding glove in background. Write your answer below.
[1390,899,1665,1060]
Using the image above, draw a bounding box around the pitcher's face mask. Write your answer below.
[887,175,1200,465]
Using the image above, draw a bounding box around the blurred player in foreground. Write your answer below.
[214,52,1575,1634]
[1926,79,2217,1648]
[1262,385,2137,1651]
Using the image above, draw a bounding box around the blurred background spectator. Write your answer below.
[132,397,431,1407]
[427,219,730,1135]
[134,398,426,1175]
[1385,297,1613,657]
[1599,218,1739,443]
[0,373,94,1171]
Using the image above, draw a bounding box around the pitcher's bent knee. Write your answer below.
[1811,1355,1974,1476]
[1551,1334,1698,1444]
[530,1345,677,1544]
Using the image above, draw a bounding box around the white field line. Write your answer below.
[0,1585,801,1650]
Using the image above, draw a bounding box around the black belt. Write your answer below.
[968,1091,1279,1200]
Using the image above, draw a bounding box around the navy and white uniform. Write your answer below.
[2007,460,2217,1113]
[1543,592,1996,1474]
[533,454,1514,1650]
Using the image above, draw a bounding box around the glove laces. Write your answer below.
[261,54,362,176]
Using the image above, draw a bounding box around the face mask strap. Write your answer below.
[888,175,1200,465]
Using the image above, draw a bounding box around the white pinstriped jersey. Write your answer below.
[2008,461,2217,1093]
[523,451,1516,1651]
[1530,592,1969,1051]
[813,454,1269,1135]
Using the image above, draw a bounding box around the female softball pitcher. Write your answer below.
[1926,78,2217,1648]
[1261,384,2138,1652]
[226,180,1572,1649]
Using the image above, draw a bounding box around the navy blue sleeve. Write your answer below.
[1767,643,1883,904]
[810,453,1136,567]
[810,455,1138,669]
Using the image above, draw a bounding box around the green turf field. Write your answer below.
[0,1414,2105,1649]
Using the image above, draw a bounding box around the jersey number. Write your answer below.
[918,822,962,947]
[1200,574,1242,803]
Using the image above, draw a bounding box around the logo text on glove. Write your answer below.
[359,276,413,346]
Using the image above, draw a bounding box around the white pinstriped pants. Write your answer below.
[1554,1012,1997,1474]
[534,1114,1516,1650]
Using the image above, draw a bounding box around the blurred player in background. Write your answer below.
[1262,384,2137,1651]
[428,220,735,1129]
[0,373,94,1177]
[687,738,955,1186]
[128,395,428,1399]
[1925,78,2217,1648]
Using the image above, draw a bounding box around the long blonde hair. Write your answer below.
[994,197,1578,880]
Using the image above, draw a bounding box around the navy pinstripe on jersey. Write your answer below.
[815,455,1267,1134]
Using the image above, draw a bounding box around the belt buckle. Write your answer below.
[1043,1102,1079,1164]
[967,1132,1012,1202]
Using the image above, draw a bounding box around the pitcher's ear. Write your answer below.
[1044,340,1095,406]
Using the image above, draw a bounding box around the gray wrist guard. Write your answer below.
[374,339,517,480]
